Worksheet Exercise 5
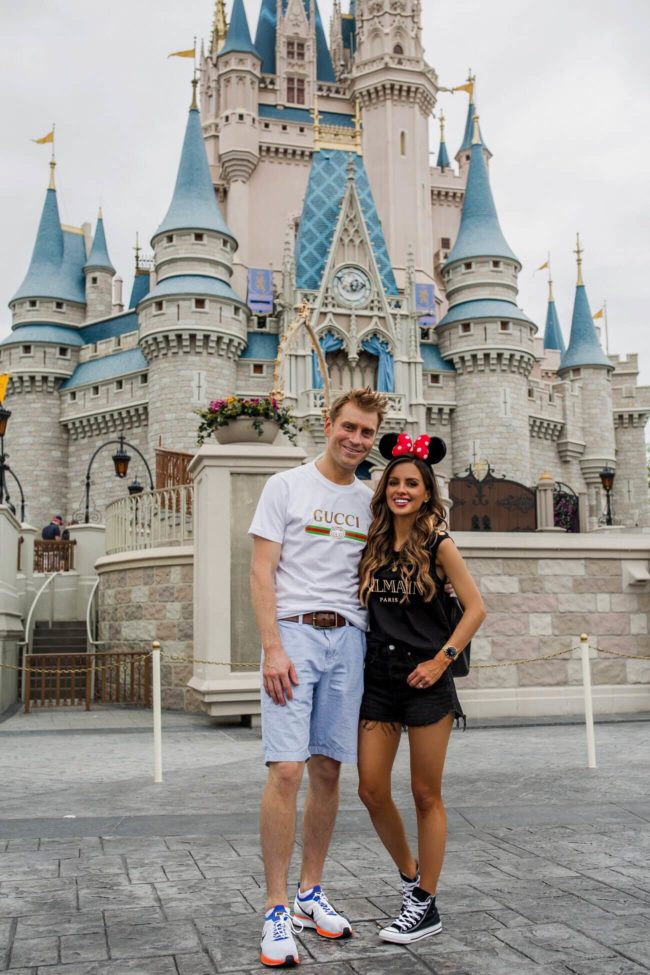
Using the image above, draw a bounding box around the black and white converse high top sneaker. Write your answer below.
[379,886,442,944]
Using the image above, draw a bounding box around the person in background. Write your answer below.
[41,515,63,540]
[357,432,486,946]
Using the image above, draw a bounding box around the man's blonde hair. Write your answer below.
[328,387,387,429]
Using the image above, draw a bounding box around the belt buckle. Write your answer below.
[313,611,337,629]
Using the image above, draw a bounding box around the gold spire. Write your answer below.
[134,231,141,271]
[48,159,56,190]
[439,110,446,143]
[97,206,103,220]
[545,254,553,301]
[471,113,481,146]
[574,233,584,286]
[468,69,476,104]
[211,0,228,54]
[190,75,199,110]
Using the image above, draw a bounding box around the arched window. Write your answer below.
[400,131,407,156]
[393,44,404,55]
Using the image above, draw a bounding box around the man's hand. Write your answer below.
[263,645,299,706]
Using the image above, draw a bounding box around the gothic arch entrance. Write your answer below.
[449,465,537,532]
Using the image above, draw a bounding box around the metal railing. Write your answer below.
[86,577,104,648]
[34,539,76,573]
[105,484,193,555]
[20,571,59,659]
[23,651,152,712]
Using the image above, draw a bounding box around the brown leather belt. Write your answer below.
[280,612,350,629]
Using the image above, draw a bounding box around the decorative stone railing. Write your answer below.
[105,485,193,555]
[299,389,406,415]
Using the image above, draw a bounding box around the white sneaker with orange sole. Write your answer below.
[260,905,302,967]
[292,885,352,939]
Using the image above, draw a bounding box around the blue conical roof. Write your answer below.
[254,0,335,81]
[84,215,115,272]
[458,99,489,155]
[446,133,517,265]
[12,185,67,304]
[155,105,235,240]
[543,298,565,354]
[560,283,610,370]
[437,140,450,170]
[220,0,259,57]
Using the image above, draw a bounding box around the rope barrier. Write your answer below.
[1,644,647,676]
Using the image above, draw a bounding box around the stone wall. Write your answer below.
[96,548,195,711]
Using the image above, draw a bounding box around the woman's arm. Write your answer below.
[406,538,486,687]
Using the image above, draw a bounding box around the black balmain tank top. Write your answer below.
[367,531,452,654]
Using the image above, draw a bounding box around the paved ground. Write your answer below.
[1,706,649,975]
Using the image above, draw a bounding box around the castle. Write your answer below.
[2,0,649,532]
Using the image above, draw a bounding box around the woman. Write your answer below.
[357,432,486,945]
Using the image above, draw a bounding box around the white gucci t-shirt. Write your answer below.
[248,461,372,630]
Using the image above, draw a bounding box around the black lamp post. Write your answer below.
[84,433,154,523]
[128,478,144,497]
[599,466,615,526]
[0,405,26,522]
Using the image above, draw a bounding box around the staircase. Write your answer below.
[32,620,88,655]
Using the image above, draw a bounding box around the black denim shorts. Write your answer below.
[359,640,465,729]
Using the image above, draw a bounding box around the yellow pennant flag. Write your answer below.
[168,48,195,58]
[32,129,54,144]
[0,373,10,402]
[452,82,474,96]
[536,261,549,272]
[593,308,604,320]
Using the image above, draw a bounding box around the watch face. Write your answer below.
[332,266,372,308]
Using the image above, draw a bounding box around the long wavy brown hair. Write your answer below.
[359,456,447,606]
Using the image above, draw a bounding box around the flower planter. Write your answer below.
[214,417,279,445]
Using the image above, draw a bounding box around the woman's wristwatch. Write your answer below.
[442,645,458,663]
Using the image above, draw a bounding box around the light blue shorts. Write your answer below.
[261,621,366,765]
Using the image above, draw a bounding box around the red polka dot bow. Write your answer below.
[391,433,431,459]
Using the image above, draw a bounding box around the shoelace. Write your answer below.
[400,872,420,910]
[270,911,303,941]
[393,896,430,931]
[312,890,338,917]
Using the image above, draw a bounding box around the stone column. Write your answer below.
[187,443,305,717]
[535,472,560,531]
[68,524,106,620]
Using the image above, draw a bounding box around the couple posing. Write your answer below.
[249,388,486,967]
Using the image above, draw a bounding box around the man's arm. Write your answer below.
[250,535,299,707]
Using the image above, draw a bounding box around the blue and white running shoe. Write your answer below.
[292,885,352,939]
[260,905,302,967]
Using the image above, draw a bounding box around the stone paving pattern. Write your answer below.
[0,709,649,974]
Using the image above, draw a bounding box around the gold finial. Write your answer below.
[467,69,476,103]
[311,92,321,147]
[48,159,56,190]
[574,233,584,286]
[212,0,228,54]
[471,114,481,146]
[97,206,103,220]
[134,231,141,271]
[190,75,199,110]
[439,110,446,142]
[347,152,356,180]
[546,254,554,301]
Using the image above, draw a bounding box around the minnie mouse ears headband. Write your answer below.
[378,432,446,466]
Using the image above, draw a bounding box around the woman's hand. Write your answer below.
[407,651,450,689]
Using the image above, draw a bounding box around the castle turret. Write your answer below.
[138,80,248,455]
[436,113,450,172]
[1,162,81,525]
[84,209,116,321]
[351,0,436,286]
[543,274,565,355]
[10,162,86,328]
[437,116,536,484]
[215,0,261,293]
[558,236,615,527]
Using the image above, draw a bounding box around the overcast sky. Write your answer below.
[2,0,649,385]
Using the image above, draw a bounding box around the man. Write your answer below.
[249,387,386,968]
[41,515,63,540]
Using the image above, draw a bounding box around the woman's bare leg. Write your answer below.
[357,722,417,878]
[408,714,454,895]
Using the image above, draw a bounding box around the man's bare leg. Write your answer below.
[260,761,305,909]
[299,755,341,891]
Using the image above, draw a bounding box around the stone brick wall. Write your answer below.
[458,545,650,699]
[97,551,195,711]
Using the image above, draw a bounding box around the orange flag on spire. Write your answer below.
[168,48,195,58]
[0,373,10,402]
[32,129,54,144]
[452,82,474,96]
